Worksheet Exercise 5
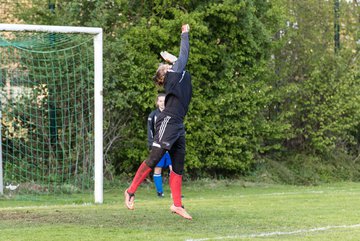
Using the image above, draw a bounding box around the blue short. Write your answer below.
[156,151,172,168]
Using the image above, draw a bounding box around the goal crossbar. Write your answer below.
[0,24,102,35]
[0,24,103,204]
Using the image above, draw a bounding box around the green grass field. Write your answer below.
[1,180,360,241]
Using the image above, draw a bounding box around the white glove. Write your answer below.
[160,51,178,64]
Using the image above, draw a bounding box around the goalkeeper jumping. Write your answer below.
[124,23,192,220]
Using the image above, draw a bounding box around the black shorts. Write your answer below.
[153,114,185,151]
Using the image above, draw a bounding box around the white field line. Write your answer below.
[0,203,93,211]
[260,190,359,196]
[260,190,325,196]
[219,189,360,199]
[185,224,360,241]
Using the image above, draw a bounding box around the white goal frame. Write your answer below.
[0,24,103,204]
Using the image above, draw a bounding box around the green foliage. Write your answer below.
[254,150,360,185]
[12,0,360,182]
[269,0,360,156]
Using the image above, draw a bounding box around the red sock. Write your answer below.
[127,161,152,194]
[169,171,182,207]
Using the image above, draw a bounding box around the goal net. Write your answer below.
[0,24,103,203]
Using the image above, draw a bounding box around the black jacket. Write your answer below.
[147,108,161,149]
[162,32,192,122]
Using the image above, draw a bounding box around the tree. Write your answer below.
[16,0,360,181]
[269,0,360,156]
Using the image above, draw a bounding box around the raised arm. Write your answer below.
[171,24,190,72]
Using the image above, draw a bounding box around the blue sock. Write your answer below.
[153,174,163,193]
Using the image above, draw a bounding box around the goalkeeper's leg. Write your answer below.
[124,147,166,210]
[168,137,192,220]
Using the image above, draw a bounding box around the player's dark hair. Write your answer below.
[155,93,166,106]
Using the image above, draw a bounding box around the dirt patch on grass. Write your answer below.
[1,210,67,224]
[0,207,127,227]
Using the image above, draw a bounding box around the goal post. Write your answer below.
[0,24,103,204]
